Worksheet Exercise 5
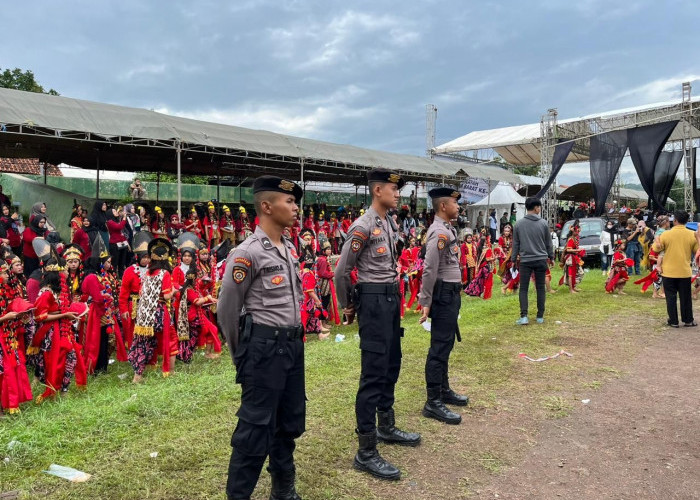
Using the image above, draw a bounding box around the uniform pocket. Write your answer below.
[232,404,273,456]
[261,276,289,306]
[360,339,386,354]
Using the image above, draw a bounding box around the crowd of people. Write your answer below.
[0,183,697,418]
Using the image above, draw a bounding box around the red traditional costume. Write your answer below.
[32,273,87,403]
[605,246,631,293]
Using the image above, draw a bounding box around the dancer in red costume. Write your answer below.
[31,249,86,404]
[172,233,198,291]
[176,265,220,363]
[559,220,585,293]
[219,205,237,245]
[82,237,126,374]
[128,238,177,383]
[203,201,220,249]
[118,232,151,349]
[635,248,664,298]
[498,224,519,294]
[316,241,340,327]
[235,206,253,244]
[185,208,203,239]
[605,240,631,294]
[465,232,495,299]
[151,206,169,239]
[0,263,34,414]
[460,233,477,286]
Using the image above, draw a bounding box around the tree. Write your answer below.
[139,172,209,185]
[0,67,59,95]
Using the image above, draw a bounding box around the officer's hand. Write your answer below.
[419,306,430,324]
[342,306,355,325]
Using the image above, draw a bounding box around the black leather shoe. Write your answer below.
[377,409,421,447]
[441,388,470,407]
[423,387,461,424]
[269,468,301,500]
[353,430,401,481]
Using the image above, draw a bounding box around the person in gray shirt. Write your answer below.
[511,197,554,325]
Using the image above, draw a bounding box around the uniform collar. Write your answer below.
[255,225,292,252]
[434,214,453,230]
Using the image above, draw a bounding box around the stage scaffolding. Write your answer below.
[434,82,700,214]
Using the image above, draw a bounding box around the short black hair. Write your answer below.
[674,210,689,224]
[525,197,542,211]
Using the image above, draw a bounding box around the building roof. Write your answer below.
[0,158,61,176]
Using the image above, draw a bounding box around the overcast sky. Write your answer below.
[2,0,699,185]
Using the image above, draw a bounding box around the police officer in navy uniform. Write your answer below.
[335,168,421,481]
[218,176,305,500]
[419,187,470,425]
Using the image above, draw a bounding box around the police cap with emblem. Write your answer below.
[428,186,461,201]
[367,167,406,189]
[253,175,303,202]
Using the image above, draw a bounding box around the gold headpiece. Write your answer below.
[44,260,65,272]
[223,205,230,212]
[63,245,83,261]
[155,206,163,214]
[149,238,173,261]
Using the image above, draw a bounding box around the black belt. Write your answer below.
[439,281,462,292]
[250,323,304,341]
[356,282,399,295]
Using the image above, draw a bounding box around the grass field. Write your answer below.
[0,269,669,499]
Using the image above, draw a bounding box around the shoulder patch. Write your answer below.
[234,257,251,267]
[437,239,446,250]
[352,230,368,241]
[232,268,247,284]
[351,239,362,253]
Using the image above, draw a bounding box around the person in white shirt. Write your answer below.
[599,219,616,276]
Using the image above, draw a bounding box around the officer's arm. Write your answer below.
[218,248,254,364]
[418,231,440,308]
[335,226,368,309]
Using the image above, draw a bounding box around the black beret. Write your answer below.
[367,168,406,189]
[253,175,303,201]
[428,186,461,201]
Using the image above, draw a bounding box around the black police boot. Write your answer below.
[269,469,302,500]
[442,374,470,406]
[423,386,461,425]
[376,408,421,446]
[353,430,401,481]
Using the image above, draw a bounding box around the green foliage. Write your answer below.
[139,172,210,185]
[513,165,540,176]
[0,67,59,95]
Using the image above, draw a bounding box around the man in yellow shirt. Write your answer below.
[653,211,698,327]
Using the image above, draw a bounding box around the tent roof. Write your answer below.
[0,88,521,184]
[470,182,526,207]
[434,97,700,166]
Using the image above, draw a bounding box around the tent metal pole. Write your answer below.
[96,152,100,199]
[487,178,492,236]
[300,159,305,208]
[176,142,182,217]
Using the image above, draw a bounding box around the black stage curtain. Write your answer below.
[590,130,628,216]
[654,150,683,210]
[535,140,575,199]
[627,121,679,208]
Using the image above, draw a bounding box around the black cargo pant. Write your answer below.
[518,259,548,319]
[226,332,305,500]
[425,282,461,390]
[355,283,403,433]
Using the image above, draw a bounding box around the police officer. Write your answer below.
[419,187,470,425]
[218,176,305,500]
[336,168,421,481]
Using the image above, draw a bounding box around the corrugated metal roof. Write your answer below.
[0,88,522,184]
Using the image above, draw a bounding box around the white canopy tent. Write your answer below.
[467,182,526,235]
